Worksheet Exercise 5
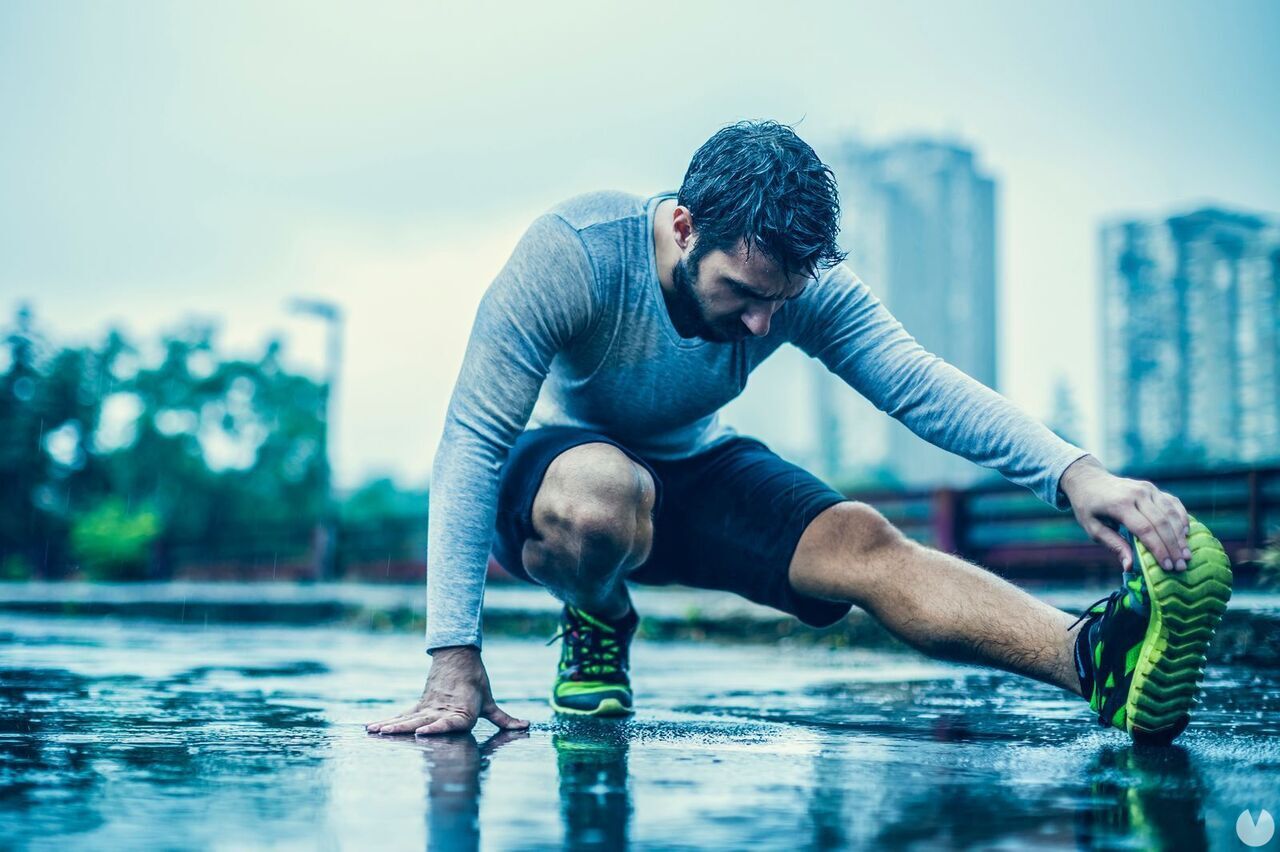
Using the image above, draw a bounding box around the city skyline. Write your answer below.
[1100,206,1280,471]
[3,2,1278,488]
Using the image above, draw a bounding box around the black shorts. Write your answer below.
[491,425,852,628]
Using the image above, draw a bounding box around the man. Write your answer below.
[367,121,1232,745]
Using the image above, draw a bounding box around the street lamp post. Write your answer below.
[287,298,343,581]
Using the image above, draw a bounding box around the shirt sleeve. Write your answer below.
[785,263,1089,508]
[425,213,600,652]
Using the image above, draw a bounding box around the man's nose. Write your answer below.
[742,304,776,337]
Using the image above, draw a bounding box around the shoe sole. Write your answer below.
[549,696,634,717]
[1126,517,1232,744]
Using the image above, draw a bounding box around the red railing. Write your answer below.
[144,465,1278,583]
[846,464,1280,580]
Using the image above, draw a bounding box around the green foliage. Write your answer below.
[0,305,330,578]
[70,498,161,581]
[341,477,428,522]
[0,554,33,581]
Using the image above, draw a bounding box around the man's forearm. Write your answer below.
[424,433,499,651]
[797,268,1091,508]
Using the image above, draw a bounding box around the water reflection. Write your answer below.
[405,720,1212,851]
[3,620,1276,850]
[553,720,631,850]
[1074,745,1209,850]
[407,721,631,851]
[796,734,1211,850]
[413,730,528,852]
[0,664,333,846]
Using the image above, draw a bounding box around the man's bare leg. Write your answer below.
[789,501,1085,696]
[366,442,652,735]
[520,441,654,717]
[520,442,655,617]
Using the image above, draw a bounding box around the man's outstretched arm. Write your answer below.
[788,264,1190,571]
[366,213,600,736]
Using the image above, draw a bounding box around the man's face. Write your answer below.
[669,238,813,343]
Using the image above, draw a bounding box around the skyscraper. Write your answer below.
[723,138,1001,488]
[1100,207,1280,470]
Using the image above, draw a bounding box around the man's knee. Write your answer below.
[525,443,655,582]
[789,500,910,601]
[815,501,907,555]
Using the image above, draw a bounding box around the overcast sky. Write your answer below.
[3,1,1278,487]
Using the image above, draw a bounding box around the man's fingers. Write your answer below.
[1151,492,1191,569]
[482,703,530,731]
[416,713,475,736]
[1135,494,1183,571]
[376,716,435,734]
[373,713,439,734]
[1165,490,1190,537]
[365,709,422,732]
[1087,520,1133,570]
[1164,492,1193,561]
[366,712,411,731]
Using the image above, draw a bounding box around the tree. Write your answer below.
[0,307,329,578]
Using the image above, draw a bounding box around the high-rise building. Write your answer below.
[1048,374,1085,448]
[725,138,999,488]
[1100,207,1280,471]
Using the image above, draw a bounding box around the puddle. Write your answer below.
[2,615,1277,849]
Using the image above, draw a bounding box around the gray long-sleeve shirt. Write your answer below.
[425,190,1088,651]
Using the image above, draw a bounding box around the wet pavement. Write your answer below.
[2,614,1279,850]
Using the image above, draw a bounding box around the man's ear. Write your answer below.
[673,205,695,251]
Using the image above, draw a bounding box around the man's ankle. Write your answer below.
[570,598,636,630]
[567,590,632,621]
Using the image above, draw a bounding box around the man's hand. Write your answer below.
[365,646,530,736]
[1059,455,1192,573]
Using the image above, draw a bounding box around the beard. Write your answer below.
[668,254,742,343]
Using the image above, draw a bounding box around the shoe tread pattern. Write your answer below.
[1126,519,1232,743]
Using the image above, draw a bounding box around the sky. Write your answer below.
[3,1,1278,488]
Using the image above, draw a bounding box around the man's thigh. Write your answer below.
[636,436,852,628]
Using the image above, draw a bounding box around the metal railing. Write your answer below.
[146,465,1279,582]
[848,464,1279,579]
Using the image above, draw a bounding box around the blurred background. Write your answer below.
[2,0,1278,584]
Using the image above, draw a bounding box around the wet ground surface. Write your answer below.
[2,615,1279,850]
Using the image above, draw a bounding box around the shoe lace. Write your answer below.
[547,612,624,678]
[1066,590,1123,633]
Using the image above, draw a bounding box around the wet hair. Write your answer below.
[677,120,847,278]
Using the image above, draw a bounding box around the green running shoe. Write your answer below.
[549,605,638,716]
[1070,516,1232,745]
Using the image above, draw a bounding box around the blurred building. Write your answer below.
[726,139,999,489]
[1048,374,1085,448]
[1100,207,1280,471]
